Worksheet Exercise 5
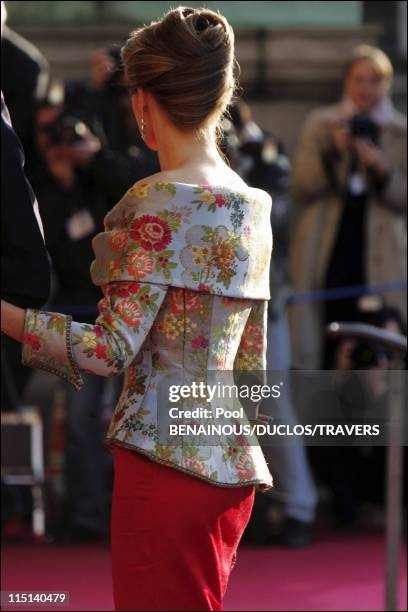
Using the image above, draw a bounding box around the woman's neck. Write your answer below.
[155,126,223,172]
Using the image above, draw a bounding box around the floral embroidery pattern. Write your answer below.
[91,181,270,299]
[191,185,249,231]
[22,310,83,387]
[130,215,172,252]
[124,368,148,398]
[24,332,41,351]
[234,301,266,371]
[128,182,150,199]
[118,208,184,281]
[121,412,158,444]
[180,225,249,290]
[156,312,197,340]
[22,180,273,491]
[236,453,256,481]
[153,181,177,196]
[128,181,176,201]
[69,282,166,373]
[125,252,154,279]
[110,230,128,252]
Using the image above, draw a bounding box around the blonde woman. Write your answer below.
[290,45,406,369]
[1,7,274,611]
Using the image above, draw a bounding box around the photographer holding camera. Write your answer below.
[289,45,406,370]
[63,46,159,182]
[28,108,123,543]
[288,45,406,528]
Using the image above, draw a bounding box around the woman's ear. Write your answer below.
[131,89,158,151]
[131,89,142,131]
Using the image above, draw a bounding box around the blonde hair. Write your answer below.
[121,6,240,141]
[344,44,394,90]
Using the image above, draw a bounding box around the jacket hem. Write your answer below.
[106,437,273,491]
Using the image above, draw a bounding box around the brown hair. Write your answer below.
[121,6,240,140]
[343,44,394,91]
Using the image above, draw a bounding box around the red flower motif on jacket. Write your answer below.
[126,253,154,279]
[24,333,41,351]
[113,282,142,298]
[95,344,107,359]
[103,281,140,298]
[95,326,105,338]
[170,290,202,316]
[130,215,172,252]
[236,453,255,480]
[191,335,209,349]
[115,300,142,328]
[240,324,263,352]
[183,457,209,477]
[214,193,226,207]
[109,230,128,252]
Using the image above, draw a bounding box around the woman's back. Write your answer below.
[95,178,273,487]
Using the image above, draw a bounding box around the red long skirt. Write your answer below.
[111,444,255,611]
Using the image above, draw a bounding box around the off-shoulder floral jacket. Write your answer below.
[22,180,274,490]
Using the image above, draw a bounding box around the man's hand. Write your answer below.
[331,120,351,153]
[90,49,116,90]
[69,128,101,167]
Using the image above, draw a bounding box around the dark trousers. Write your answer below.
[61,373,116,535]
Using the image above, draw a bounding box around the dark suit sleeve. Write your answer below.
[1,93,50,308]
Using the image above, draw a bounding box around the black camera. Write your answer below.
[350,342,390,368]
[349,113,379,145]
[42,116,89,147]
[349,307,404,369]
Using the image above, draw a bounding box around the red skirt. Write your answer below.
[111,444,255,611]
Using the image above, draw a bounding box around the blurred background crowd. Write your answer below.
[1,1,407,551]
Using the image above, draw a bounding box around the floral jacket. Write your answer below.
[22,180,274,490]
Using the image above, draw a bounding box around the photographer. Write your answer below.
[223,101,318,547]
[289,45,406,370]
[63,46,159,182]
[29,111,121,542]
[289,44,406,530]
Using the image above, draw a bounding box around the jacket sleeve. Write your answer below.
[21,280,168,391]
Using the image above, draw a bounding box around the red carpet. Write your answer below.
[1,534,407,611]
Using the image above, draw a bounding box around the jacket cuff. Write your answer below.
[22,309,84,391]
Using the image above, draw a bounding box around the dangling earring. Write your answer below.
[141,116,147,140]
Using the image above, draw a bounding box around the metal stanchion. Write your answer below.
[327,322,406,612]
[1,408,46,540]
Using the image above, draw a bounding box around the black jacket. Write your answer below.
[1,93,50,308]
[1,26,49,156]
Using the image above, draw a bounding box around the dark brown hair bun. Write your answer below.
[121,6,239,135]
[195,15,210,31]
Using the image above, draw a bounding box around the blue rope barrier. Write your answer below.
[47,281,407,316]
[286,281,407,305]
